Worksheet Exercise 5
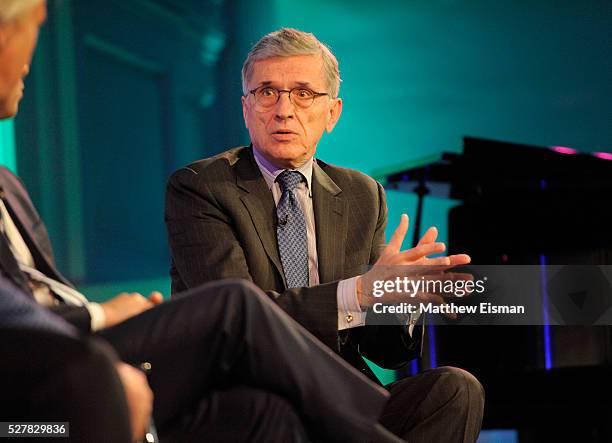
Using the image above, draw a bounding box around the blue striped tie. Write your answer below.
[276,171,309,288]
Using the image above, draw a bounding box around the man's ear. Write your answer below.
[241,95,249,129]
[325,98,343,133]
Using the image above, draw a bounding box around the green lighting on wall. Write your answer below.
[0,119,17,173]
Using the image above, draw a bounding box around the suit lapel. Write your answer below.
[312,162,348,283]
[235,148,286,286]
[1,186,70,287]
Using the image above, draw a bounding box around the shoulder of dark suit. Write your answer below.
[169,145,383,193]
[315,157,383,194]
[169,146,250,184]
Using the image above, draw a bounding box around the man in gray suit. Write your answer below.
[166,28,485,442]
[0,4,413,442]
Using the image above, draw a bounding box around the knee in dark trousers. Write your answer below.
[178,278,270,320]
[421,366,485,443]
[430,366,485,415]
[162,386,309,443]
[382,366,485,443]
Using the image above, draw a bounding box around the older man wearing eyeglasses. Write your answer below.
[166,28,485,443]
[0,5,429,441]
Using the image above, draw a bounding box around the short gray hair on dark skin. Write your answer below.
[0,0,43,24]
[241,28,341,98]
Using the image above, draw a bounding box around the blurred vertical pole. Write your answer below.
[53,0,85,282]
[0,120,17,173]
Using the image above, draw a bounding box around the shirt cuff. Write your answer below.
[85,302,106,331]
[337,277,366,330]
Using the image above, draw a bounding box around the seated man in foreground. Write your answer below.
[166,27,485,442]
[0,2,404,442]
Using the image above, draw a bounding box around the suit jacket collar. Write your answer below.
[252,146,314,195]
[311,161,348,283]
[235,148,287,286]
[234,146,348,286]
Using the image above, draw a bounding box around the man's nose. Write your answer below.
[22,65,30,77]
[274,91,295,120]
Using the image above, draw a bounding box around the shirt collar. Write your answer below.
[252,145,314,196]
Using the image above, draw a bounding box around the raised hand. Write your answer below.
[357,214,471,311]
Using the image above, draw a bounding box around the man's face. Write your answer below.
[241,54,342,169]
[0,1,47,119]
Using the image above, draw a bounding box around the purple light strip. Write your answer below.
[428,322,437,369]
[539,254,552,370]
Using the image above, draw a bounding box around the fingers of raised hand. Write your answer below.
[448,254,471,266]
[414,256,451,267]
[417,226,438,246]
[410,253,471,273]
[392,242,446,264]
[386,214,409,254]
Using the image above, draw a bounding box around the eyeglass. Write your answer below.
[248,86,329,110]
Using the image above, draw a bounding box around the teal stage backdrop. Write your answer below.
[7,0,611,396]
[4,1,610,437]
[13,0,611,287]
[269,0,611,275]
[0,120,17,173]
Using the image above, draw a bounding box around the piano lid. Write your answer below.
[373,137,612,201]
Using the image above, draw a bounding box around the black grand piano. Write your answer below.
[373,137,612,442]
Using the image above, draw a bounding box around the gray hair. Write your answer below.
[0,0,43,24]
[242,28,341,98]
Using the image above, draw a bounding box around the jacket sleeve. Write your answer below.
[356,182,423,368]
[49,305,92,334]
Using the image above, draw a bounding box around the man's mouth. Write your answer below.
[271,130,297,141]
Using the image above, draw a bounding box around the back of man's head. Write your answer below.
[241,28,341,98]
[0,0,45,119]
[0,0,43,24]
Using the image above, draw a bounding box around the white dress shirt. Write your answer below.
[252,148,416,332]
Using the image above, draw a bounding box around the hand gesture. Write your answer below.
[357,214,471,310]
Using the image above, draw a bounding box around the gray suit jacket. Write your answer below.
[165,146,419,370]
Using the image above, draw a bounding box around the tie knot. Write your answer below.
[277,170,304,192]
